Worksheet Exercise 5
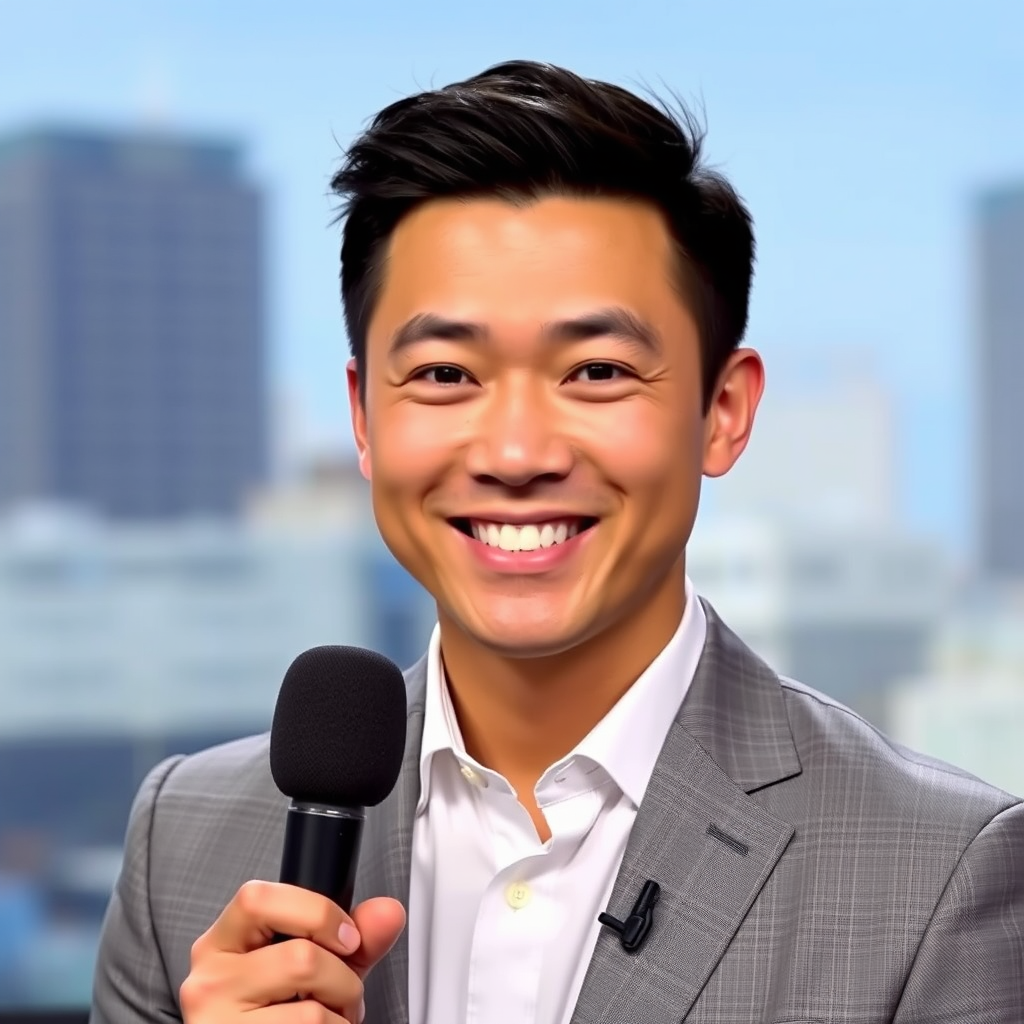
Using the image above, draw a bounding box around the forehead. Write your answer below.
[369,195,682,328]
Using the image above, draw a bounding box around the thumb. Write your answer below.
[346,896,406,977]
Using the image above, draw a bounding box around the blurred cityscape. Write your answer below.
[0,115,1021,1007]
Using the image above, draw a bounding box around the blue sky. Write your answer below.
[3,0,1022,556]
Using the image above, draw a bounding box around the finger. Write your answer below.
[231,938,364,1011]
[245,1000,354,1024]
[344,897,406,977]
[198,881,358,958]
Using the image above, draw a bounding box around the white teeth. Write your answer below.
[469,519,587,551]
[518,525,541,551]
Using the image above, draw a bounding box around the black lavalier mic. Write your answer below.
[269,645,407,924]
[598,879,660,952]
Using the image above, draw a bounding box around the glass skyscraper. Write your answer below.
[0,127,267,519]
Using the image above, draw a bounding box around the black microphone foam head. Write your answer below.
[270,645,408,808]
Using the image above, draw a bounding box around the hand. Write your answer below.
[180,880,406,1023]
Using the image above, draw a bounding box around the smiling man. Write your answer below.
[92,61,1024,1024]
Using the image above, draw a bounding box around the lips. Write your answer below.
[450,517,598,552]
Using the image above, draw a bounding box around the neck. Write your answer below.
[437,558,688,787]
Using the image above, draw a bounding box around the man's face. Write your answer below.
[349,195,761,658]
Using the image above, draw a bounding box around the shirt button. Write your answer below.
[505,881,532,910]
[459,763,485,787]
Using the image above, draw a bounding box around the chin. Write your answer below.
[458,607,593,660]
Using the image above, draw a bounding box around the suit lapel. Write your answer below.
[355,655,427,1024]
[571,601,801,1023]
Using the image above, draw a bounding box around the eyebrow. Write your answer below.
[387,306,662,357]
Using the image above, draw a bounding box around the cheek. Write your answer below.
[365,409,452,581]
[368,405,450,481]
[577,402,701,493]
[364,403,470,543]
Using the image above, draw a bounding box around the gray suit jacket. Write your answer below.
[91,602,1024,1023]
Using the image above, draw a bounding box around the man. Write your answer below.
[91,60,1024,1024]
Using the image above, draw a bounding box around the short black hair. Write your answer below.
[331,60,755,411]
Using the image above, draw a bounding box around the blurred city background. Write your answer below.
[0,0,1021,1011]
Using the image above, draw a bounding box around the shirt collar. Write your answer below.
[416,576,707,814]
[571,576,706,806]
[416,623,468,814]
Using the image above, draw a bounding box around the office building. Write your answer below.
[688,515,954,731]
[0,506,432,743]
[888,583,1024,798]
[976,183,1024,577]
[703,350,896,528]
[0,127,268,519]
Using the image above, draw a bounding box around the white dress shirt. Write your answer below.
[407,578,707,1024]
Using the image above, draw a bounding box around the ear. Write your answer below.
[702,348,764,478]
[346,359,372,481]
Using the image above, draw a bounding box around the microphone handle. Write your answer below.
[274,802,364,943]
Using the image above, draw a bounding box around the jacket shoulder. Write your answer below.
[155,731,279,809]
[779,675,1021,833]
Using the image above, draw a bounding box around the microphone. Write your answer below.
[598,879,660,952]
[269,645,408,924]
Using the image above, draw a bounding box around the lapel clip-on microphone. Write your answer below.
[598,879,660,953]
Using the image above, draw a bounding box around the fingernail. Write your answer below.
[358,999,366,1024]
[338,923,360,953]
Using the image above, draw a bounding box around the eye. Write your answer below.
[415,365,471,386]
[568,362,629,383]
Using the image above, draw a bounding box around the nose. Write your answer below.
[464,378,574,487]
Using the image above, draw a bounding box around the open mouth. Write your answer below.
[450,517,598,553]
